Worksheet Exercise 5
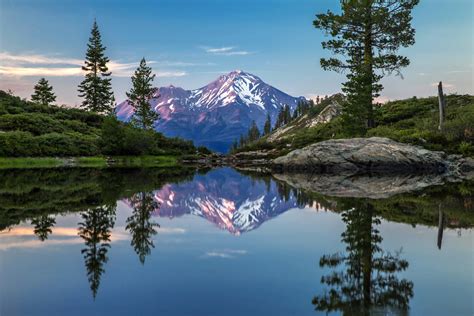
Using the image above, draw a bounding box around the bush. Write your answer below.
[98,116,196,156]
[0,131,98,157]
[459,141,474,156]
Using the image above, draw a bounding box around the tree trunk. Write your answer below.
[364,5,375,129]
[437,204,444,250]
[438,82,446,131]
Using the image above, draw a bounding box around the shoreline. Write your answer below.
[0,155,181,169]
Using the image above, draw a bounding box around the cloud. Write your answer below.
[202,249,248,259]
[0,52,82,65]
[205,46,235,53]
[0,51,188,78]
[446,70,471,74]
[154,61,215,67]
[201,46,252,56]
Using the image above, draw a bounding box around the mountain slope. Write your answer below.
[116,70,304,152]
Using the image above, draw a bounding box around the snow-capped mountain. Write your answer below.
[130,168,304,235]
[116,70,305,152]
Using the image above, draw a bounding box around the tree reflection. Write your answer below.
[126,192,160,264]
[313,201,414,314]
[31,215,56,241]
[78,204,116,299]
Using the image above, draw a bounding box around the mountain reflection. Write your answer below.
[152,168,301,234]
[312,201,414,314]
[0,167,472,302]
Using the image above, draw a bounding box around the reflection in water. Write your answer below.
[78,204,117,299]
[0,167,472,312]
[313,202,413,315]
[126,192,160,264]
[32,215,56,241]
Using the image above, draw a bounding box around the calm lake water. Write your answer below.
[0,167,473,316]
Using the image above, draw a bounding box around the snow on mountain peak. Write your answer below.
[115,70,305,152]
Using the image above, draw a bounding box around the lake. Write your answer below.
[0,167,472,316]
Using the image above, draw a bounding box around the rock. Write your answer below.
[272,137,450,174]
[272,172,449,199]
[307,101,342,128]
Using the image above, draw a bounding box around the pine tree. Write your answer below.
[31,78,56,105]
[247,120,261,142]
[126,58,159,129]
[263,114,272,135]
[283,104,291,124]
[231,139,239,151]
[239,134,246,147]
[78,20,114,114]
[275,107,284,129]
[314,0,419,134]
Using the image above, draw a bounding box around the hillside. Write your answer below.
[234,94,474,157]
[0,91,196,158]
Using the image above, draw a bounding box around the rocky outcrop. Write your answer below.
[272,137,474,175]
[307,101,342,128]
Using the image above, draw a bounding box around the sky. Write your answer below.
[0,0,472,106]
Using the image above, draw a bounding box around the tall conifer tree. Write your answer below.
[31,78,56,105]
[313,0,418,134]
[263,114,272,135]
[78,20,114,113]
[126,58,159,129]
[247,120,261,142]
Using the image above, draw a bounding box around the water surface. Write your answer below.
[0,167,473,315]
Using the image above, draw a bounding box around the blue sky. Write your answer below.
[0,0,472,105]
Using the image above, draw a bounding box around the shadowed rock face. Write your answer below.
[273,137,455,174]
[272,172,451,199]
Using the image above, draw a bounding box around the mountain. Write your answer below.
[124,168,304,235]
[115,70,305,152]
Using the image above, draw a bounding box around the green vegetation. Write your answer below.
[0,155,179,169]
[314,0,419,134]
[31,78,56,106]
[235,94,474,157]
[0,91,197,159]
[0,157,64,169]
[78,20,114,113]
[0,167,197,231]
[126,57,160,129]
[368,94,474,155]
[0,21,201,163]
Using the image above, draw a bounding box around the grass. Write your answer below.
[0,155,180,169]
[0,157,64,169]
